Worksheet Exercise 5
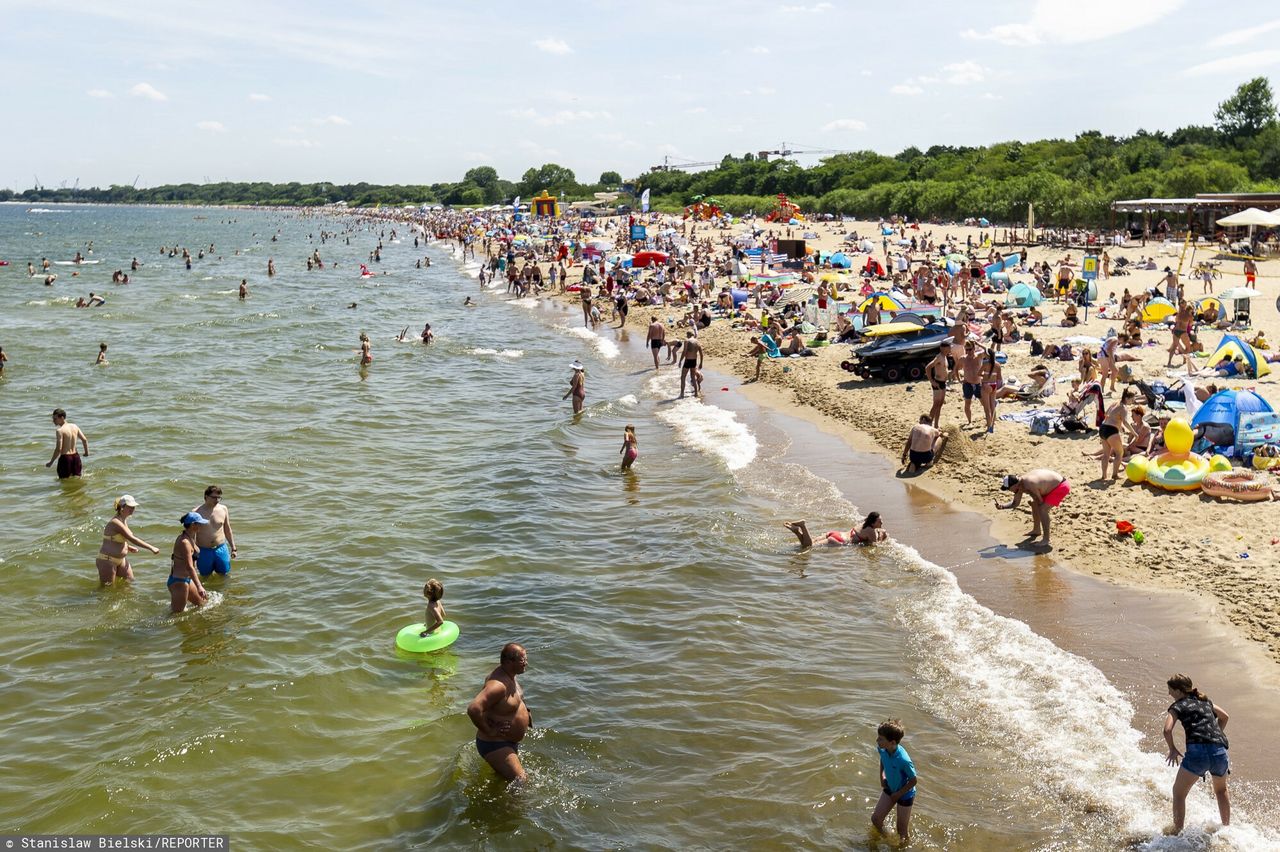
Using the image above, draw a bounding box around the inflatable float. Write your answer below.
[395,620,459,653]
[1200,470,1273,502]
[1126,419,1210,492]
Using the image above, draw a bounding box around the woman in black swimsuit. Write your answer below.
[1095,387,1135,481]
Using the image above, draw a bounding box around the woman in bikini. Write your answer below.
[168,512,209,614]
[1094,387,1136,480]
[96,495,161,584]
[620,424,638,471]
[980,348,1003,434]
[784,512,889,549]
[1078,348,1097,385]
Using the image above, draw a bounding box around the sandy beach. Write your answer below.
[687,218,1280,662]
[512,213,1280,663]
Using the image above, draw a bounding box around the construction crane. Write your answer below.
[648,155,723,173]
[758,141,851,161]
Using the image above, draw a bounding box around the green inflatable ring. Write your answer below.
[395,620,460,653]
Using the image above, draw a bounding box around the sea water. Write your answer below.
[0,203,1277,850]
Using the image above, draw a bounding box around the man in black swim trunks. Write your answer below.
[467,643,532,783]
[646,315,666,370]
[680,331,703,399]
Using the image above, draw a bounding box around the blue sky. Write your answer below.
[1,0,1277,189]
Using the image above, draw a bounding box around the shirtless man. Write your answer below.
[901,415,946,473]
[959,341,983,426]
[680,332,704,399]
[925,345,949,427]
[995,468,1069,549]
[46,408,88,479]
[192,485,237,577]
[239,279,248,300]
[645,316,666,370]
[467,643,532,783]
[1055,260,1074,304]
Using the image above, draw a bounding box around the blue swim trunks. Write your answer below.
[197,541,231,576]
[1181,743,1229,778]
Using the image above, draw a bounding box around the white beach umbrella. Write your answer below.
[1215,208,1280,227]
[1214,287,1262,301]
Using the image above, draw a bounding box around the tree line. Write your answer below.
[636,78,1280,225]
[5,79,1277,226]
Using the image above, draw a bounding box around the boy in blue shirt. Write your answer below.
[872,719,917,842]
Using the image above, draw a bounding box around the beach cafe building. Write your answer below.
[1111,192,1280,236]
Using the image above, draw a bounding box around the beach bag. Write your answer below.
[1030,415,1053,436]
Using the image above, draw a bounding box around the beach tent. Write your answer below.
[1204,334,1272,378]
[1192,390,1274,448]
[829,251,852,269]
[862,257,886,277]
[858,292,908,311]
[631,250,668,268]
[1196,297,1225,322]
[1141,297,1177,323]
[985,253,1020,278]
[1005,282,1043,308]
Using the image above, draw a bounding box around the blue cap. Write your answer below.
[180,511,210,527]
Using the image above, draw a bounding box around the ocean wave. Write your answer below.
[560,325,619,359]
[648,372,757,470]
[470,347,524,359]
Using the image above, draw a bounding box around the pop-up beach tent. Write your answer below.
[1005,282,1042,308]
[1204,334,1272,378]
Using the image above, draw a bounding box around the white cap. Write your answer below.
[116,494,139,508]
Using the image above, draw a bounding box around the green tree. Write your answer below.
[599,170,622,186]
[1215,77,1277,142]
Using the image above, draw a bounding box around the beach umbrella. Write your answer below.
[857,291,908,311]
[1214,287,1262,301]
[1215,208,1280,227]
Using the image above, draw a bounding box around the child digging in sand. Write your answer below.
[420,579,445,637]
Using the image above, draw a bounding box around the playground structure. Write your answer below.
[764,192,804,223]
[683,195,723,220]
[532,190,560,218]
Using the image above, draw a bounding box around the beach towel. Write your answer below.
[998,408,1057,425]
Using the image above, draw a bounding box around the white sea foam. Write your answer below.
[26,207,61,213]
[561,325,619,359]
[617,394,638,406]
[510,297,539,309]
[889,539,1280,849]
[470,347,523,359]
[648,373,757,470]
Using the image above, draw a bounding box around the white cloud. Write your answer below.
[129,82,168,101]
[248,92,271,102]
[1208,18,1280,49]
[757,86,776,96]
[534,37,572,55]
[860,70,873,77]
[981,92,1004,101]
[963,0,1184,45]
[505,107,611,126]
[822,118,867,132]
[684,106,707,114]
[463,151,491,162]
[943,60,987,85]
[750,45,771,54]
[86,88,113,98]
[274,138,319,148]
[196,120,225,132]
[317,114,350,125]
[780,2,832,11]
[1183,50,1280,77]
[890,83,924,96]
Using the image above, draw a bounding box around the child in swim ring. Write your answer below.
[420,579,445,637]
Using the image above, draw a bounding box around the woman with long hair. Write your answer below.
[1163,673,1230,834]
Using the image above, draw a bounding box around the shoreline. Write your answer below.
[466,214,1280,670]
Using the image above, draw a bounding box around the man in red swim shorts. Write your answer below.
[995,468,1068,550]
